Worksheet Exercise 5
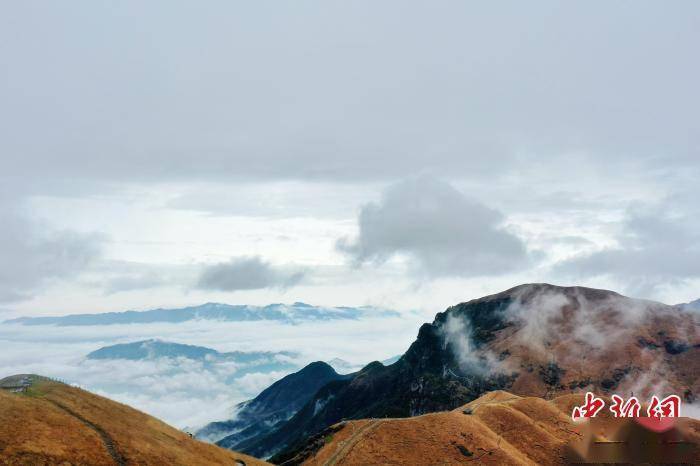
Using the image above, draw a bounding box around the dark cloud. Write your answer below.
[553,207,700,294]
[0,205,103,302]
[196,256,305,292]
[338,177,529,277]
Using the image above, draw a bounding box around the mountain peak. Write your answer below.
[469,283,624,304]
[242,284,698,460]
[198,360,346,448]
[5,302,397,326]
[297,361,338,377]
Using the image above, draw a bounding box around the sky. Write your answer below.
[2,0,700,319]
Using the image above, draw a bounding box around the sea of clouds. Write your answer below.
[0,314,422,429]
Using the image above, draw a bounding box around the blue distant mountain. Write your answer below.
[87,339,292,362]
[5,302,399,326]
[682,299,700,311]
[86,339,298,376]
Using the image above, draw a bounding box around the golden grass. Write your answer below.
[302,391,700,466]
[0,378,270,466]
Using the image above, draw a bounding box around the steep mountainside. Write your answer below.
[197,362,347,453]
[0,374,269,466]
[237,284,699,459]
[5,302,399,326]
[279,391,700,465]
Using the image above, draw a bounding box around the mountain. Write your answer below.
[89,339,291,362]
[325,358,357,374]
[87,339,222,360]
[326,355,402,374]
[681,298,700,311]
[277,390,700,465]
[381,354,401,366]
[0,374,269,466]
[197,362,347,456]
[4,302,399,326]
[86,339,298,377]
[233,284,699,459]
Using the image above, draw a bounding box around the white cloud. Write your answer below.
[338,177,529,278]
[554,206,700,296]
[235,371,289,396]
[0,202,103,302]
[197,256,306,292]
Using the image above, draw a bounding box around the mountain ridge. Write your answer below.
[681,298,700,311]
[0,374,269,465]
[4,302,400,326]
[228,283,699,459]
[197,361,347,455]
[278,390,700,465]
[86,339,295,363]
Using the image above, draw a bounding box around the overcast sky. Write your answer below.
[2,1,700,317]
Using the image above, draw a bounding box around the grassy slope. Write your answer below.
[298,390,700,466]
[0,375,269,466]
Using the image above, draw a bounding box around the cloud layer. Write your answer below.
[0,204,103,302]
[2,3,698,187]
[338,177,528,277]
[196,256,306,291]
[554,207,700,294]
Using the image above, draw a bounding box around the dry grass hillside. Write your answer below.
[289,390,700,465]
[0,374,269,466]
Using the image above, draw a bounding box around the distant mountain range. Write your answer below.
[211,284,699,460]
[86,339,297,375]
[4,302,400,326]
[197,361,347,457]
[681,298,700,311]
[85,339,303,385]
[86,340,399,378]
